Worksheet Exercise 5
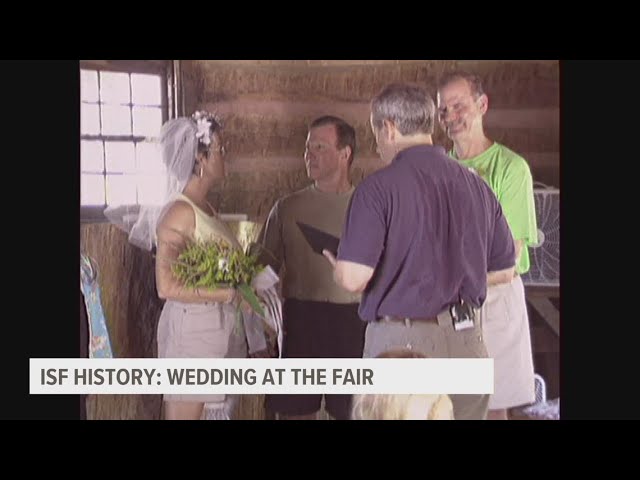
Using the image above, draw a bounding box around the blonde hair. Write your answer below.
[351,349,455,420]
[351,393,454,420]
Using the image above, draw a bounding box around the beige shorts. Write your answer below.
[157,301,247,403]
[481,275,535,409]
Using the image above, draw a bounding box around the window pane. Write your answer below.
[81,140,104,172]
[81,70,99,102]
[81,174,105,206]
[136,142,164,173]
[133,106,162,137]
[137,174,167,205]
[101,104,131,135]
[131,73,162,106]
[100,71,130,104]
[105,141,135,173]
[81,103,100,135]
[106,174,137,205]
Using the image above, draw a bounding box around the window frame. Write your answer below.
[80,60,179,223]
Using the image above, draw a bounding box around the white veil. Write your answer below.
[104,117,199,251]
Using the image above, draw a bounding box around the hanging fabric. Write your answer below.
[80,254,114,358]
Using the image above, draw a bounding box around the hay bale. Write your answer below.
[81,224,164,419]
[184,61,445,103]
[454,60,559,108]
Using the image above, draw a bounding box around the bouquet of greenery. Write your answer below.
[171,237,266,318]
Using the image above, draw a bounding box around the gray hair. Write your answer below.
[370,83,436,135]
[437,71,485,99]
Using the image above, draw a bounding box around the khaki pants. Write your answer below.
[363,318,489,420]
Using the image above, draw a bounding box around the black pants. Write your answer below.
[265,298,366,420]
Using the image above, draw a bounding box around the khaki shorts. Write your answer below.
[157,301,247,403]
[481,275,535,409]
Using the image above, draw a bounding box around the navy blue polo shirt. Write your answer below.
[337,144,515,322]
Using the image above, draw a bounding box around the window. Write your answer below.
[81,61,175,221]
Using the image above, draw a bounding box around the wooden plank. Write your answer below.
[526,286,560,298]
[531,326,560,353]
[485,108,559,129]
[528,297,560,336]
[213,100,558,130]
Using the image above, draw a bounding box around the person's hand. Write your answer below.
[322,249,337,267]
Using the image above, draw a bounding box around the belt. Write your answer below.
[379,306,477,327]
[380,315,438,326]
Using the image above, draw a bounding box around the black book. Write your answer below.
[296,221,340,257]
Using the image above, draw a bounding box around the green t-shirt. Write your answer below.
[451,142,538,274]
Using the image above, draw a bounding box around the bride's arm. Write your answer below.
[155,201,235,304]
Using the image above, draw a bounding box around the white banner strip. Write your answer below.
[30,358,493,395]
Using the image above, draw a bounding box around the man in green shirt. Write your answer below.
[437,71,538,420]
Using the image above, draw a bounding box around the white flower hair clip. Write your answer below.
[192,110,215,146]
